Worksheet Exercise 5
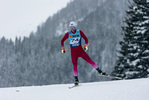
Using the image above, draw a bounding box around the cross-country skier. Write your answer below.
[61,21,106,86]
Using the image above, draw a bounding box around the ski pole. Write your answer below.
[87,41,92,47]
[65,47,70,52]
[65,41,92,52]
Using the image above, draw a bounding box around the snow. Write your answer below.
[0,78,149,100]
[143,50,149,53]
[125,71,139,75]
[131,59,140,66]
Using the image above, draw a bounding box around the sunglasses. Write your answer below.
[70,26,75,29]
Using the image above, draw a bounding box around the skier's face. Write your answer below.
[70,27,76,32]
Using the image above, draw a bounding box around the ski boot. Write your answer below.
[74,76,79,86]
[96,68,107,75]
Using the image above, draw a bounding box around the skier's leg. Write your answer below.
[80,51,106,75]
[71,53,79,77]
[71,54,79,85]
[80,51,98,69]
[72,59,78,77]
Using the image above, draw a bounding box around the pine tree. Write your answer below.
[112,0,149,79]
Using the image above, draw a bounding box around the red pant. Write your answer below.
[71,46,98,76]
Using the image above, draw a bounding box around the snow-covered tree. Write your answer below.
[112,0,149,79]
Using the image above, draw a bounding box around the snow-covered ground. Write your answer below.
[0,78,149,100]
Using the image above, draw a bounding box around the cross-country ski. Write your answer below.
[69,85,80,89]
[97,74,122,80]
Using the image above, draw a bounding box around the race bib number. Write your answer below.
[70,37,81,44]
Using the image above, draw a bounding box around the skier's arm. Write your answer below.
[80,30,88,45]
[61,32,69,47]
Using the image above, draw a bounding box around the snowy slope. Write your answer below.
[0,78,149,100]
